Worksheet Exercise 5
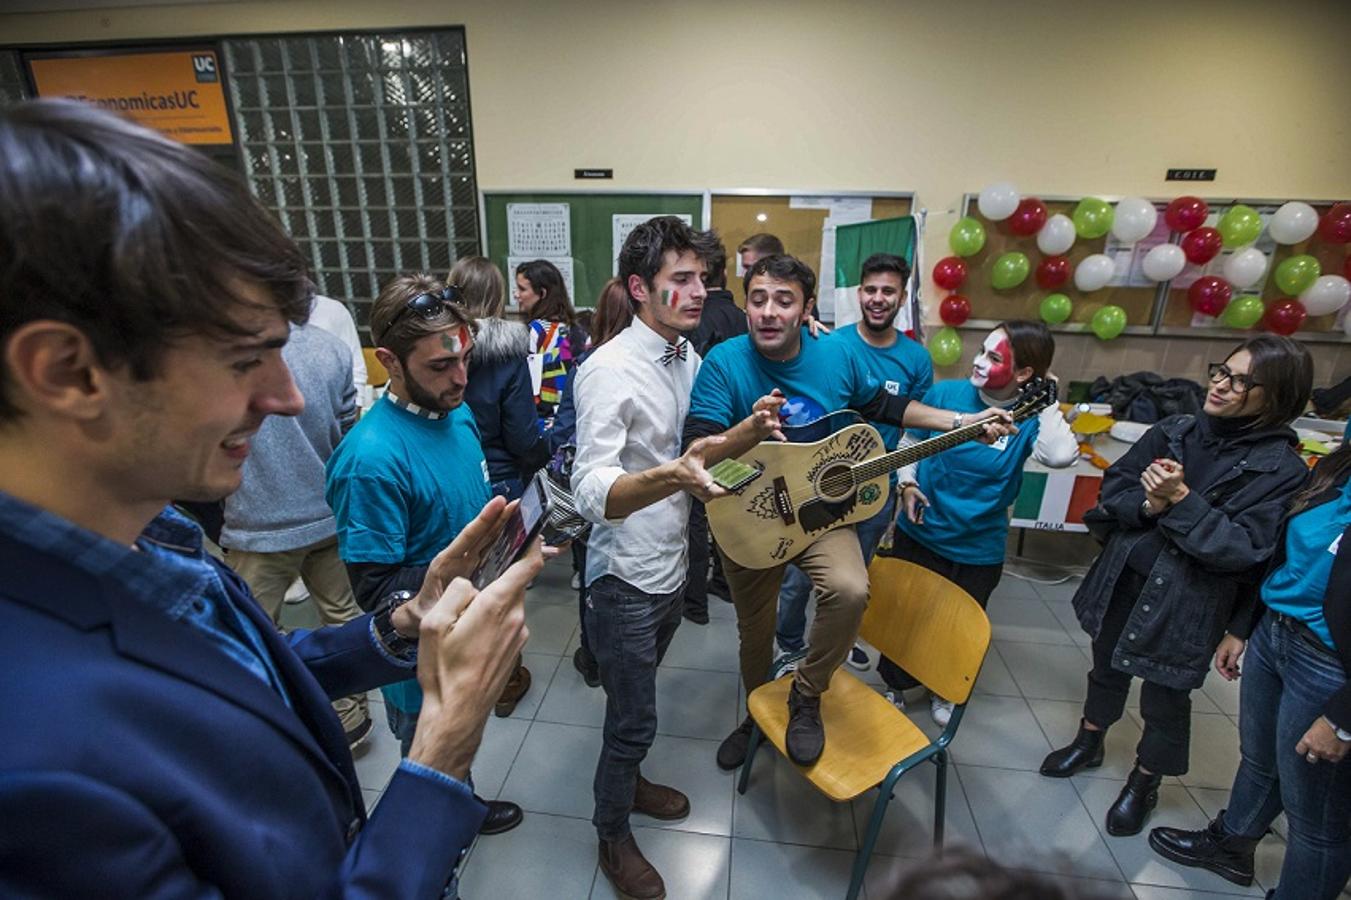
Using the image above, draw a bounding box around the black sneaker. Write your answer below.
[717,716,754,770]
[345,717,373,752]
[786,684,824,766]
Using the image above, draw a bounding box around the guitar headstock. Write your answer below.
[1010,376,1058,422]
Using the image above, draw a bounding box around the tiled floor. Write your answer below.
[343,556,1345,899]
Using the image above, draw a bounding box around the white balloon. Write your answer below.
[1222,247,1268,289]
[1074,254,1115,292]
[1037,214,1076,255]
[1142,243,1186,281]
[1299,275,1351,317]
[977,182,1019,221]
[1268,201,1319,245]
[1111,197,1158,244]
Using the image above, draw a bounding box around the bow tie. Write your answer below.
[658,339,688,367]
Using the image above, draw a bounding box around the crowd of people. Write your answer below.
[0,100,1346,900]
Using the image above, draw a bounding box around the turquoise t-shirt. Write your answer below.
[895,380,1042,566]
[689,330,882,429]
[325,396,491,713]
[1260,478,1351,650]
[832,324,933,451]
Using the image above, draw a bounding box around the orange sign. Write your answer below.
[28,49,234,146]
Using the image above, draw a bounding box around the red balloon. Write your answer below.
[1165,195,1209,232]
[939,294,971,327]
[1181,227,1224,265]
[1318,202,1351,244]
[932,256,968,291]
[1008,198,1048,237]
[1262,298,1307,335]
[1187,275,1233,317]
[1035,255,1071,290]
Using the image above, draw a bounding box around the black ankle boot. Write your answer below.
[1039,719,1105,778]
[1106,763,1162,836]
[1148,811,1260,886]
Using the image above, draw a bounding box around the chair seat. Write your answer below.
[747,672,932,802]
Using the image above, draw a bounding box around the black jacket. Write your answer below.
[464,317,548,483]
[686,289,747,358]
[1238,461,1351,728]
[1073,414,1309,690]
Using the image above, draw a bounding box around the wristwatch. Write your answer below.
[373,589,419,658]
[952,413,964,430]
[1326,716,1351,742]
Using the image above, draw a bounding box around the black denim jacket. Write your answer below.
[1073,414,1309,690]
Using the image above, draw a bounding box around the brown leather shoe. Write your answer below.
[633,775,689,821]
[494,664,532,717]
[598,834,665,900]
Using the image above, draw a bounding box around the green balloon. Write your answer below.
[1274,254,1321,295]
[949,217,987,257]
[1072,197,1114,240]
[991,251,1031,290]
[1218,204,1263,248]
[1040,293,1073,324]
[1090,305,1127,340]
[927,326,963,366]
[1220,294,1265,329]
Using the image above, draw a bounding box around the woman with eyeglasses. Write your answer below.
[1147,439,1350,898]
[1041,335,1314,840]
[514,260,588,433]
[454,256,548,501]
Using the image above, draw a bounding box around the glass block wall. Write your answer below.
[222,30,480,338]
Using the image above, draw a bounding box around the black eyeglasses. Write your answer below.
[1208,362,1260,394]
[384,285,463,332]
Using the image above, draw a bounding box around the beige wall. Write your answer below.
[5,0,1350,381]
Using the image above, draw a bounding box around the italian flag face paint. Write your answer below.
[442,325,471,354]
[660,288,680,309]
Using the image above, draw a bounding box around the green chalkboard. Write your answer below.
[483,191,704,309]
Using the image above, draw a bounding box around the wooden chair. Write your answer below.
[362,347,388,386]
[736,556,992,900]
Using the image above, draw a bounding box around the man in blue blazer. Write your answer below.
[0,100,536,898]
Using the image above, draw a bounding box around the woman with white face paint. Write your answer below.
[1041,335,1314,842]
[878,321,1078,726]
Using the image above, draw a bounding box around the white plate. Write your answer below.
[1110,421,1150,443]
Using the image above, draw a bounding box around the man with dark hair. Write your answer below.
[737,232,786,274]
[325,274,529,842]
[572,216,782,899]
[686,254,1012,769]
[775,252,934,666]
[0,99,534,898]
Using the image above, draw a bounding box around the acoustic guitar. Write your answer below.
[706,379,1057,570]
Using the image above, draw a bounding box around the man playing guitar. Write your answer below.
[682,254,1014,769]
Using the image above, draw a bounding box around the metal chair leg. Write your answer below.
[848,788,894,900]
[736,723,763,795]
[933,749,948,850]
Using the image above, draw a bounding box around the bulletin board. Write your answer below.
[956,195,1164,336]
[482,191,705,309]
[709,192,914,316]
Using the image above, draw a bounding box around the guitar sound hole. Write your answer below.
[814,462,855,502]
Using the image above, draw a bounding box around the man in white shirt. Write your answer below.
[308,294,368,403]
[571,217,781,900]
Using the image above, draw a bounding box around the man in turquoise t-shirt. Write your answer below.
[684,254,1012,770]
[326,273,526,840]
[775,253,934,663]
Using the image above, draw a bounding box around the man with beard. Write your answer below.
[326,274,528,844]
[774,253,933,666]
[685,254,1012,770]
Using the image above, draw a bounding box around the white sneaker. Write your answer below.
[929,696,954,727]
[847,642,871,671]
[884,690,907,712]
[570,571,581,590]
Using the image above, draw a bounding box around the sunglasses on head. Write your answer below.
[385,285,463,332]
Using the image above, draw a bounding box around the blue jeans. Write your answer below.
[1222,613,1350,900]
[776,494,895,653]
[585,574,684,840]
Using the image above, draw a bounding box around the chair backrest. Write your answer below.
[859,557,991,705]
[362,347,389,386]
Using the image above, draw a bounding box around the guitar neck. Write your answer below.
[851,421,997,484]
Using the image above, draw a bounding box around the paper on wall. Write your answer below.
[507,203,571,256]
[507,256,575,310]
[612,213,692,275]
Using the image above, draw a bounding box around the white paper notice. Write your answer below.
[612,213,692,275]
[508,256,575,310]
[507,203,571,256]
